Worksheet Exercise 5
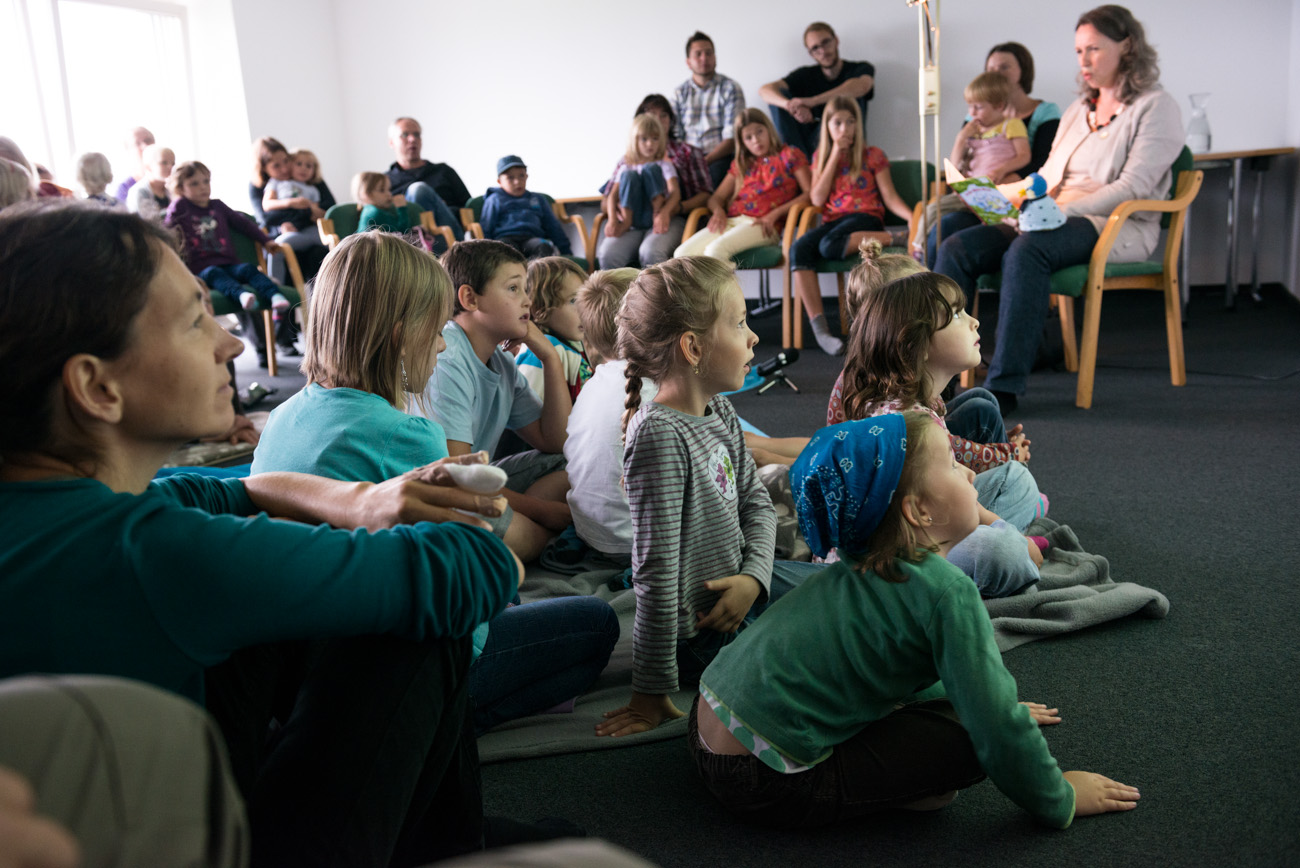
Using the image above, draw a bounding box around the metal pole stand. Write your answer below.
[757,371,800,394]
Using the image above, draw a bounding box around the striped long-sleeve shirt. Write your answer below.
[623,396,776,694]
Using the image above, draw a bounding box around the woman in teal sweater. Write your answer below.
[0,201,525,866]
[693,412,1141,829]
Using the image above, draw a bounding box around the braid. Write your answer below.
[621,368,645,438]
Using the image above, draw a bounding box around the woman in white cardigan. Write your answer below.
[933,4,1184,411]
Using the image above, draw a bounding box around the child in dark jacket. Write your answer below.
[481,155,572,261]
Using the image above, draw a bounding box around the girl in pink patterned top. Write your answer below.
[674,109,810,262]
[827,255,1047,530]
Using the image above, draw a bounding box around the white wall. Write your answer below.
[228,0,1299,294]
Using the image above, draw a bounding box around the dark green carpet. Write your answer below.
[481,285,1300,868]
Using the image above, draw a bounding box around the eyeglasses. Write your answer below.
[807,36,835,56]
[399,131,422,140]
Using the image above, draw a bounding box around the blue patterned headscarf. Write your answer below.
[791,414,908,560]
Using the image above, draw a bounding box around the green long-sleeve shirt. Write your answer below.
[701,556,1077,828]
[0,474,516,705]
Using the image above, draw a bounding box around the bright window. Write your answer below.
[3,0,196,193]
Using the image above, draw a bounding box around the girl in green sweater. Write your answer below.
[693,411,1141,829]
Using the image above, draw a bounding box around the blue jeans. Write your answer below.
[617,164,667,230]
[200,263,279,306]
[790,213,885,270]
[923,210,982,270]
[945,387,1007,444]
[404,181,464,240]
[469,595,619,735]
[933,217,1098,394]
[675,560,823,686]
[499,235,559,261]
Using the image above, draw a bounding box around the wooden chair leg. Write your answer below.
[262,310,278,377]
[837,273,848,335]
[781,262,792,349]
[1056,294,1079,373]
[1074,281,1105,409]
[791,278,804,350]
[1164,275,1187,386]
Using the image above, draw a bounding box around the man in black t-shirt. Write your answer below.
[758,22,875,158]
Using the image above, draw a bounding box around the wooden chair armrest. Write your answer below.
[279,243,305,291]
[468,222,483,240]
[419,212,457,249]
[683,207,710,240]
[1088,171,1204,272]
[795,206,819,238]
[553,195,604,209]
[782,203,805,253]
[458,207,475,231]
[317,217,340,250]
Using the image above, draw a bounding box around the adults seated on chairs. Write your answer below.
[0,200,533,867]
[931,4,1183,412]
[671,31,746,189]
[386,116,468,241]
[598,94,713,269]
[758,22,875,159]
[923,41,1062,268]
[248,136,331,281]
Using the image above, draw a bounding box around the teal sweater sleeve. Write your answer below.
[141,475,516,664]
[930,576,1077,828]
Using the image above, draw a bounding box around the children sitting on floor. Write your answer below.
[516,257,593,402]
[691,411,1141,827]
[480,155,573,260]
[415,239,573,563]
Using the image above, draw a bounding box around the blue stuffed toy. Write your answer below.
[1016,173,1066,232]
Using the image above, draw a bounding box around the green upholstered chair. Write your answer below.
[964,146,1201,408]
[789,160,936,348]
[207,219,305,376]
[460,194,591,272]
[317,202,454,251]
[680,204,806,348]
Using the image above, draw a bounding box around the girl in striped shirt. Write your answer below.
[595,256,818,737]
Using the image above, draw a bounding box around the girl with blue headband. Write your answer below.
[691,411,1140,828]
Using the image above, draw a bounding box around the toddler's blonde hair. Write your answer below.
[577,268,639,362]
[624,114,667,166]
[526,256,587,329]
[76,152,113,197]
[291,148,322,184]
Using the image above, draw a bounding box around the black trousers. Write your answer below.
[205,634,483,867]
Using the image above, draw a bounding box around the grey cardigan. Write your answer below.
[1038,87,1184,262]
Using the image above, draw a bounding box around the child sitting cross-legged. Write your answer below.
[415,239,573,563]
[251,231,618,734]
[481,155,573,261]
[164,160,289,315]
[515,257,593,403]
[691,411,1142,827]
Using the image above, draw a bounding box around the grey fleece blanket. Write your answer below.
[989,517,1169,651]
[476,519,1169,764]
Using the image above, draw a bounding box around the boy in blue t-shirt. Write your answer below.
[415,239,573,562]
[479,155,572,261]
